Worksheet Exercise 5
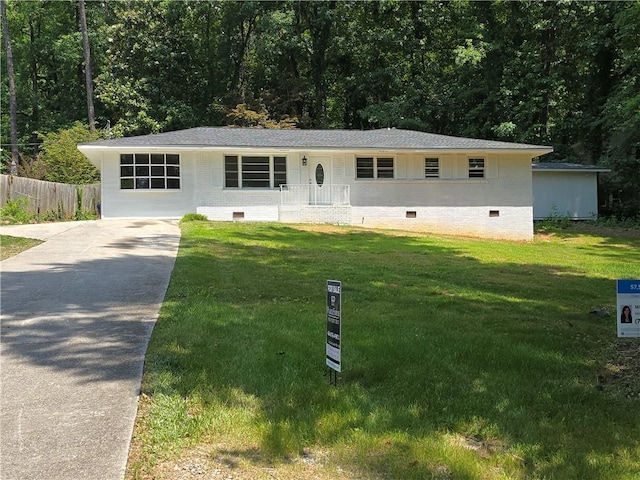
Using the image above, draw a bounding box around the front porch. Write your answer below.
[279,184,350,206]
[278,184,351,225]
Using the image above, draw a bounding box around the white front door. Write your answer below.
[309,157,331,205]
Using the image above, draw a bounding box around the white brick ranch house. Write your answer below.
[78,127,552,240]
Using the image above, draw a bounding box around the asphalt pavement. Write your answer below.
[0,219,181,480]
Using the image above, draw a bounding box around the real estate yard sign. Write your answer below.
[326,280,342,372]
[617,279,640,338]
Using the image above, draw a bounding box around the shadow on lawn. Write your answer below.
[143,224,638,480]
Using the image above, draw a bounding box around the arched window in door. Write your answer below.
[315,163,325,187]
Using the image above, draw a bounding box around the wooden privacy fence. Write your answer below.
[0,175,100,218]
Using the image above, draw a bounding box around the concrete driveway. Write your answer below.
[0,220,181,480]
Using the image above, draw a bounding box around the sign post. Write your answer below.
[617,279,640,338]
[326,280,342,385]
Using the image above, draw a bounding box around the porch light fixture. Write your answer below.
[301,155,307,166]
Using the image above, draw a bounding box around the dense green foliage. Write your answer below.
[0,197,34,224]
[37,122,102,184]
[1,1,638,215]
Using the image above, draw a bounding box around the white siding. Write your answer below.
[342,153,531,234]
[532,172,599,220]
[339,152,533,239]
[100,151,197,219]
[93,148,536,240]
[194,151,282,221]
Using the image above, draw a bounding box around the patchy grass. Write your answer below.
[1,235,42,260]
[127,222,640,480]
[535,219,640,240]
[597,339,640,399]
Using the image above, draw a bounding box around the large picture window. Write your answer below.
[225,155,287,188]
[120,153,180,190]
[356,157,395,179]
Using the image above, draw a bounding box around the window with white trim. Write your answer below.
[425,158,440,178]
[120,153,180,190]
[356,157,395,179]
[224,155,287,188]
[468,158,485,178]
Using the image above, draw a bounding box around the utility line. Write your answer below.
[0,142,41,147]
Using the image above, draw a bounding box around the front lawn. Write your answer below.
[127,222,639,480]
[0,235,42,260]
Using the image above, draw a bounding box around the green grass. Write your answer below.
[128,222,640,480]
[1,235,42,260]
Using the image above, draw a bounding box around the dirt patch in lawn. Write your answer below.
[535,223,640,240]
[566,224,640,239]
[131,443,369,480]
[598,339,640,400]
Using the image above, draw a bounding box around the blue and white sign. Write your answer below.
[617,279,640,338]
[326,280,342,372]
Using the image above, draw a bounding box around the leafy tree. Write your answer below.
[16,152,47,180]
[1,0,639,216]
[226,103,298,129]
[601,2,640,219]
[38,122,104,184]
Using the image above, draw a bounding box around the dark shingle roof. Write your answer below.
[81,127,552,153]
[533,162,610,173]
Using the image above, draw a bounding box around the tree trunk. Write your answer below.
[1,0,20,171]
[230,16,256,103]
[299,2,335,128]
[30,18,40,144]
[78,0,95,133]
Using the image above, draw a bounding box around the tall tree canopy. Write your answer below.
[1,0,638,215]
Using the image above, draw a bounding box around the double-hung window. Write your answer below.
[356,157,394,179]
[468,158,485,178]
[225,155,287,188]
[425,158,440,178]
[120,153,180,190]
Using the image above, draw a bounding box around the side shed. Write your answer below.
[532,163,610,220]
